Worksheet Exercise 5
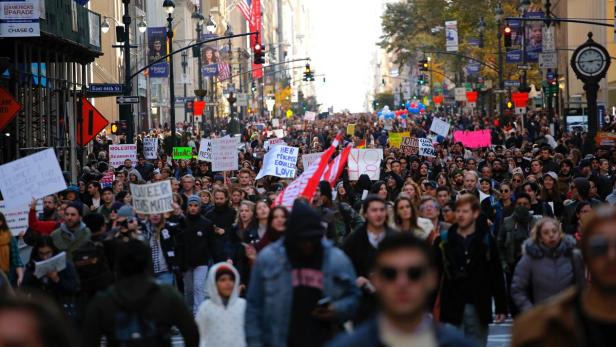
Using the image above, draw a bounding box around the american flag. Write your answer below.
[237,0,252,24]
[218,62,231,81]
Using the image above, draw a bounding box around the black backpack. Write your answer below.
[109,286,167,347]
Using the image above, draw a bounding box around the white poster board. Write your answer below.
[130,181,173,214]
[302,152,323,170]
[272,118,280,128]
[429,118,451,137]
[454,87,466,101]
[264,138,285,151]
[256,145,298,180]
[211,137,238,172]
[109,144,137,168]
[418,138,437,157]
[304,111,316,121]
[0,200,43,236]
[34,252,66,279]
[197,138,212,162]
[348,149,383,180]
[0,148,66,208]
[143,138,158,159]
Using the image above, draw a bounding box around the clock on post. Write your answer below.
[570,32,611,154]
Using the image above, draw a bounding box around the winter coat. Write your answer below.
[497,214,541,270]
[195,263,246,347]
[511,235,585,312]
[50,222,92,259]
[82,273,199,347]
[205,206,237,262]
[175,214,216,270]
[245,238,360,347]
[22,257,80,308]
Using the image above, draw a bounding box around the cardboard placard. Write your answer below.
[198,138,212,162]
[211,137,238,172]
[172,147,193,159]
[130,181,173,214]
[143,138,158,159]
[348,149,383,180]
[109,144,137,168]
[256,145,298,180]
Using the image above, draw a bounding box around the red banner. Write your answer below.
[250,0,263,79]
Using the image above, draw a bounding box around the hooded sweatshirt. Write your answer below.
[195,263,246,347]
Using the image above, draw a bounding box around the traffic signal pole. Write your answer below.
[120,0,134,143]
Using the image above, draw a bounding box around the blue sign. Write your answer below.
[88,84,123,94]
[546,71,555,81]
[465,61,481,75]
[504,80,521,88]
[149,62,169,78]
[202,64,219,77]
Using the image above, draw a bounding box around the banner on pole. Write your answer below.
[130,181,173,214]
[445,20,459,52]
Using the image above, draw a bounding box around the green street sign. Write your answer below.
[173,147,193,159]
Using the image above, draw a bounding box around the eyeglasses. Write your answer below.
[456,159,464,163]
[377,265,428,282]
[420,204,437,211]
[500,189,510,193]
[587,235,616,258]
[513,178,522,183]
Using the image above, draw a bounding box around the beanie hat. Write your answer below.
[318,181,333,201]
[67,185,80,193]
[117,205,135,219]
[187,195,201,206]
[215,265,236,282]
[286,199,324,238]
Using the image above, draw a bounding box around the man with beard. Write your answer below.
[492,158,509,182]
[96,187,115,223]
[245,200,359,347]
[450,170,465,196]
[205,188,237,260]
[40,195,62,221]
[50,203,92,258]
[512,206,616,347]
[539,145,559,173]
[557,159,574,196]
[434,194,507,346]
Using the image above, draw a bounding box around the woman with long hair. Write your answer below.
[400,181,422,207]
[254,200,270,240]
[393,196,427,239]
[498,182,515,220]
[228,201,258,286]
[174,159,193,180]
[0,212,24,286]
[255,206,289,252]
[370,181,389,201]
[540,172,564,218]
[511,218,585,312]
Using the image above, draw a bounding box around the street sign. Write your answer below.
[454,87,466,101]
[78,98,109,146]
[504,80,521,88]
[517,64,531,70]
[175,96,194,104]
[0,87,21,131]
[116,96,140,104]
[492,89,507,93]
[542,26,555,52]
[539,52,557,69]
[236,93,249,106]
[88,83,123,96]
[546,71,556,81]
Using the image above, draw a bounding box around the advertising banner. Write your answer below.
[445,20,458,52]
[0,0,40,37]
[147,27,169,78]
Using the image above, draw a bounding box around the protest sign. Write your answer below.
[100,171,114,188]
[348,149,383,180]
[143,138,158,159]
[256,145,299,180]
[272,118,279,128]
[273,129,285,138]
[302,152,323,170]
[595,132,616,147]
[347,124,355,136]
[0,200,43,236]
[264,138,285,151]
[0,148,66,209]
[429,118,451,137]
[211,137,238,172]
[130,181,173,214]
[401,137,418,156]
[418,138,436,157]
[198,138,212,162]
[173,147,193,159]
[453,130,492,148]
[109,144,137,168]
[34,252,66,279]
[304,111,316,121]
[389,132,409,148]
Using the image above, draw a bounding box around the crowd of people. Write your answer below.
[0,109,615,347]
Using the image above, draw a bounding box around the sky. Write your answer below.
[307,0,385,113]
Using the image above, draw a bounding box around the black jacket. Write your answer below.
[433,217,508,326]
[205,205,237,261]
[22,259,80,306]
[135,163,154,181]
[82,274,198,347]
[176,213,216,269]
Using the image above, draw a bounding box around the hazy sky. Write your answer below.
[308,0,384,113]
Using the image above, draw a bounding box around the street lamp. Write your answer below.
[101,17,110,33]
[137,16,147,33]
[191,8,206,135]
[224,24,233,37]
[163,0,176,148]
[495,1,505,115]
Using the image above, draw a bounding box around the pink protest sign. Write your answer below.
[453,130,492,149]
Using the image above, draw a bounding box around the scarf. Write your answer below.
[0,231,12,273]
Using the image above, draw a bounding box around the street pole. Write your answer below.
[497,22,504,115]
[181,51,189,126]
[166,12,176,149]
[120,0,133,143]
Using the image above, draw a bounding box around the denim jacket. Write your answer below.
[245,238,360,347]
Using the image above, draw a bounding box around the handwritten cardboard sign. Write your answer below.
[130,181,173,214]
[348,149,383,180]
[256,145,298,180]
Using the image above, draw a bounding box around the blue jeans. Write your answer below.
[183,265,208,315]
[154,271,175,286]
[458,304,488,347]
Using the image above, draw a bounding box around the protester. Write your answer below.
[327,233,475,347]
[195,263,246,347]
[245,200,359,347]
[0,212,24,286]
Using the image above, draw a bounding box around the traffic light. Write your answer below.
[111,122,119,135]
[418,74,426,85]
[110,121,128,135]
[253,42,265,65]
[504,26,512,48]
[251,81,257,93]
[506,100,514,110]
[418,59,428,71]
[303,63,314,81]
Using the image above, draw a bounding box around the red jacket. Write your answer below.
[28,209,58,235]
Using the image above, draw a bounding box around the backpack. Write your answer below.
[109,286,166,347]
[72,240,113,291]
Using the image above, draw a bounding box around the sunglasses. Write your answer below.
[513,178,522,183]
[378,265,428,282]
[587,235,616,258]
[456,159,464,162]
